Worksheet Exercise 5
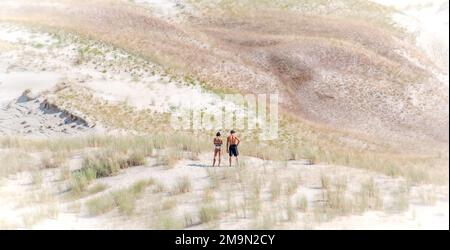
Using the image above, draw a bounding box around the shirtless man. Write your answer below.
[226,130,240,167]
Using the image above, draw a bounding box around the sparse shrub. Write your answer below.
[296,195,308,212]
[81,148,145,178]
[82,152,121,178]
[112,190,136,215]
[320,174,330,190]
[125,150,147,167]
[70,168,97,195]
[251,176,263,199]
[86,195,115,216]
[390,188,410,213]
[406,166,429,185]
[269,178,282,201]
[198,205,220,224]
[355,178,384,213]
[325,190,350,214]
[207,169,221,189]
[152,212,183,229]
[172,176,192,194]
[285,149,299,161]
[385,164,401,177]
[87,183,109,195]
[0,150,33,177]
[151,134,167,150]
[417,189,437,206]
[202,188,215,203]
[225,191,237,214]
[40,152,67,169]
[285,199,297,221]
[130,178,155,194]
[114,178,155,215]
[59,166,71,181]
[153,182,166,193]
[249,195,262,218]
[85,177,154,216]
[220,167,237,181]
[157,150,183,168]
[318,180,353,220]
[22,204,59,228]
[254,212,276,229]
[301,148,317,165]
[156,154,170,167]
[183,213,196,228]
[334,176,348,192]
[284,177,300,196]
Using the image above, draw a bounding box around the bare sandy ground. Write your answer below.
[0,153,448,230]
[316,202,449,230]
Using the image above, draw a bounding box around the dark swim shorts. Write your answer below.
[229,145,239,157]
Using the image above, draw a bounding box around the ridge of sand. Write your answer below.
[0,90,97,137]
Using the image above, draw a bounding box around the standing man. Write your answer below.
[226,130,240,167]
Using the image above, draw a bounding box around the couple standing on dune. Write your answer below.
[212,130,240,167]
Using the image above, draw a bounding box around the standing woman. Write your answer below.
[212,132,223,167]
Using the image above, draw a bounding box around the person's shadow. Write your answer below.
[188,163,215,168]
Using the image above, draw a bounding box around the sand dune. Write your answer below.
[1,0,447,146]
[0,0,448,230]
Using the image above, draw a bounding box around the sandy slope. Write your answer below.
[372,0,449,74]
[1,0,448,146]
[0,91,94,136]
[0,23,246,136]
[130,0,195,21]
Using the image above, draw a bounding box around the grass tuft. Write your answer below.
[172,176,192,195]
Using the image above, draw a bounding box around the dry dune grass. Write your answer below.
[1,0,447,147]
[0,0,448,230]
[86,178,155,216]
[196,11,445,142]
[45,84,171,132]
[0,134,447,229]
[3,39,439,186]
[1,120,448,186]
[187,0,396,26]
